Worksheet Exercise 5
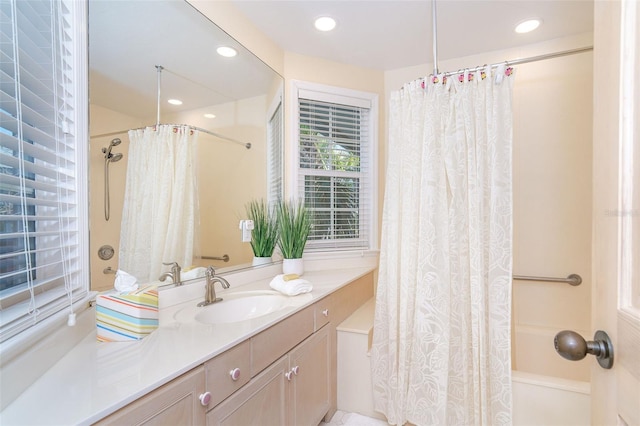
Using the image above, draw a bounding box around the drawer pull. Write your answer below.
[285,370,293,381]
[229,368,241,381]
[322,309,329,317]
[292,365,300,376]
[199,391,212,406]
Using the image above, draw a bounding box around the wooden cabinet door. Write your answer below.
[207,356,288,426]
[98,367,206,426]
[288,325,330,426]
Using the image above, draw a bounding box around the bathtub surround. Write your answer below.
[372,66,515,425]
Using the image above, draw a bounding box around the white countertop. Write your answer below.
[0,265,375,425]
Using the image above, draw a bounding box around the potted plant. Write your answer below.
[276,199,311,275]
[245,199,279,266]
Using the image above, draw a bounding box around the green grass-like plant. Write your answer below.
[277,200,311,259]
[245,199,279,258]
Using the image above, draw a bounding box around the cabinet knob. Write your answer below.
[229,367,241,381]
[199,391,211,406]
[322,309,329,317]
[285,370,293,381]
[292,365,300,375]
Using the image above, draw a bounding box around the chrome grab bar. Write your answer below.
[201,254,230,262]
[513,273,582,286]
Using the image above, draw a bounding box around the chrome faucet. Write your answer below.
[158,261,182,285]
[198,266,230,307]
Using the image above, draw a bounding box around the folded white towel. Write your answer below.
[269,274,313,296]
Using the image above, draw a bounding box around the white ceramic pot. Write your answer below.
[282,258,304,276]
[252,256,272,266]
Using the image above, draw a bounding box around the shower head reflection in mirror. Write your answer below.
[102,137,122,161]
[102,138,123,221]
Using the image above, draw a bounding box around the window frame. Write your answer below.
[289,80,378,253]
[266,86,284,207]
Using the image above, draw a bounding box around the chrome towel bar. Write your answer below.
[201,254,230,262]
[513,273,582,286]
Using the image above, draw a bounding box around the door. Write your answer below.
[592,0,640,424]
[97,367,206,425]
[288,325,331,426]
[207,356,288,426]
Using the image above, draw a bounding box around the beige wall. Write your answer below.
[174,5,594,382]
[384,33,593,381]
[165,97,270,268]
[89,105,143,291]
[190,2,387,245]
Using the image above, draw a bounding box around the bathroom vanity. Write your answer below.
[99,269,373,425]
[0,264,375,425]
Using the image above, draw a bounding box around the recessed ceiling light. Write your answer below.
[204,113,216,119]
[315,16,336,32]
[217,46,237,57]
[167,99,183,105]
[515,19,541,34]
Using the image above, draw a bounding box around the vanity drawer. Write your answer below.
[314,296,332,330]
[250,305,314,376]
[204,340,251,408]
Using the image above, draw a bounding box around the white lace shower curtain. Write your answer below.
[371,65,515,425]
[119,125,199,283]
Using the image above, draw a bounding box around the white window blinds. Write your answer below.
[267,98,283,206]
[0,0,88,342]
[297,86,374,251]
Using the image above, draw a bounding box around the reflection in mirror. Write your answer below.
[88,0,283,291]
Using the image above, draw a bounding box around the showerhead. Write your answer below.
[109,153,123,162]
[102,138,123,160]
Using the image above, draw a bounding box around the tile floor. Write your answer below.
[320,410,388,426]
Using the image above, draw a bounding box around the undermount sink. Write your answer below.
[173,290,312,324]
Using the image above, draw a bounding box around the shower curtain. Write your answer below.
[371,65,514,425]
[119,125,199,283]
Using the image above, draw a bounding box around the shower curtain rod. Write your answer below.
[91,66,251,148]
[90,125,252,149]
[434,46,593,79]
[428,0,591,78]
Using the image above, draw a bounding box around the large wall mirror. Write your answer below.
[88,0,283,291]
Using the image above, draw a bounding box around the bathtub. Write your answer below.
[336,301,591,425]
[512,325,591,425]
[512,370,590,426]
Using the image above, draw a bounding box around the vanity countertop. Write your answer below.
[0,265,375,425]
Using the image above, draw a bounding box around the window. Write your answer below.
[0,0,88,342]
[292,81,377,252]
[267,94,283,206]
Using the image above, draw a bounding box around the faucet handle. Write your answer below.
[162,261,181,270]
[161,262,182,285]
[206,265,216,279]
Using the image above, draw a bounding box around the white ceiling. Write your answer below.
[89,0,594,122]
[230,0,594,71]
[89,0,279,121]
